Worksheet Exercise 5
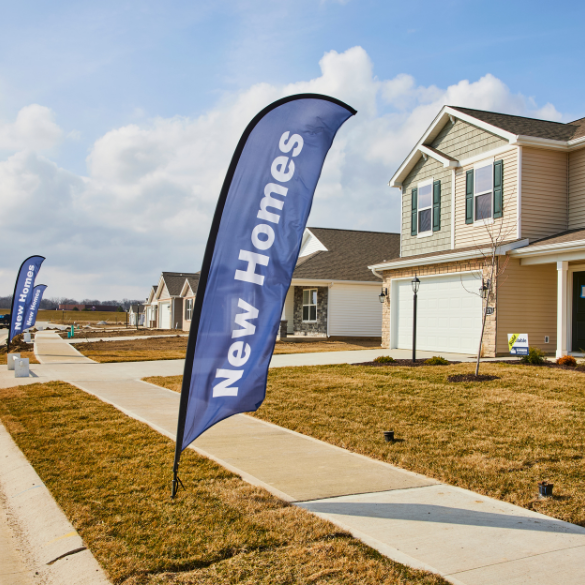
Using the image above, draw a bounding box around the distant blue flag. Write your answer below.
[24,284,47,330]
[9,256,45,342]
[173,94,355,470]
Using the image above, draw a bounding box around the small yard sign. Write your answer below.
[508,334,529,356]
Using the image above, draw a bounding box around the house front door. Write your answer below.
[572,271,585,352]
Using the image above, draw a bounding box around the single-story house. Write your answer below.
[282,227,399,338]
[128,304,145,326]
[145,272,200,329]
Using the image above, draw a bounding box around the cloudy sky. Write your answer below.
[1,0,584,300]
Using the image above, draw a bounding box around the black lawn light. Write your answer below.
[538,481,554,497]
[411,276,420,362]
[383,431,395,442]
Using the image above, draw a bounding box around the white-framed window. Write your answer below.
[417,179,433,234]
[302,289,317,322]
[185,298,194,321]
[474,160,493,222]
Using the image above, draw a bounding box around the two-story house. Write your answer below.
[369,106,585,358]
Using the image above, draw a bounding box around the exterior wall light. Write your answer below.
[480,279,490,299]
[379,288,388,303]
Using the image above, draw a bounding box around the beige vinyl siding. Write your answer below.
[569,147,585,230]
[401,156,451,257]
[431,119,507,160]
[521,147,568,240]
[454,148,518,249]
[496,259,556,355]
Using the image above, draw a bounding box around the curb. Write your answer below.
[0,421,111,585]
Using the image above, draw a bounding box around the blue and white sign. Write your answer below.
[508,333,529,356]
[24,284,47,330]
[9,256,45,342]
[581,285,585,299]
[175,95,355,455]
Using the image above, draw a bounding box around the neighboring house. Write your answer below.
[369,105,585,357]
[150,272,200,329]
[128,304,145,326]
[144,285,158,328]
[180,274,200,332]
[283,227,399,337]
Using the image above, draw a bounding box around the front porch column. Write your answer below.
[557,261,569,358]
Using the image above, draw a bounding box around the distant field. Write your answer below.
[0,308,128,325]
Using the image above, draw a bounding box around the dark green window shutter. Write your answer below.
[411,188,418,236]
[465,170,474,224]
[493,159,503,218]
[433,180,441,231]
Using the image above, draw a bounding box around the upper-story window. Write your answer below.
[410,179,441,237]
[465,159,503,225]
[418,180,433,234]
[474,161,493,221]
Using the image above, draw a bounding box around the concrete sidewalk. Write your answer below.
[75,377,585,585]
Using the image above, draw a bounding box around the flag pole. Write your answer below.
[170,94,356,498]
[170,110,253,498]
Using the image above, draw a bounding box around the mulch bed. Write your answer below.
[448,374,500,383]
[356,359,461,367]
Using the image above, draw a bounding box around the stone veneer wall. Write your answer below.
[380,258,498,357]
[293,286,328,335]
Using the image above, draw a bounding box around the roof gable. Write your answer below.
[390,105,585,188]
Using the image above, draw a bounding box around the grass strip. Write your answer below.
[74,337,381,363]
[146,361,585,527]
[0,381,447,585]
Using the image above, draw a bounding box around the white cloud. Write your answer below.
[0,47,566,298]
[0,104,63,151]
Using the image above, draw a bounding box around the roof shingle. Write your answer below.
[450,106,583,141]
[292,228,399,282]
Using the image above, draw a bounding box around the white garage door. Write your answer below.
[329,284,382,337]
[159,302,171,329]
[392,273,482,354]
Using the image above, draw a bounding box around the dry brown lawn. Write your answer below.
[146,361,585,527]
[74,336,380,363]
[0,381,446,585]
[62,328,187,340]
[37,309,128,325]
[0,350,39,365]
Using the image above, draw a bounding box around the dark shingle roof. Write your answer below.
[184,274,200,295]
[372,239,524,267]
[292,228,400,282]
[161,272,200,296]
[530,228,585,247]
[450,106,585,142]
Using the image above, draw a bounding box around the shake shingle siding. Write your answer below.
[431,119,506,160]
[401,156,451,257]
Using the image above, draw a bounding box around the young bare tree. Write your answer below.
[461,185,516,376]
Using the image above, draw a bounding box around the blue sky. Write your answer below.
[1,0,584,299]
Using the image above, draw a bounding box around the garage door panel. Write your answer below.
[393,273,481,354]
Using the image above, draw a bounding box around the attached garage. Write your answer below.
[159,302,172,329]
[391,272,482,354]
[328,284,382,337]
